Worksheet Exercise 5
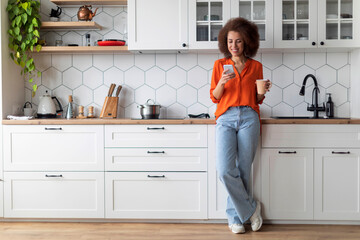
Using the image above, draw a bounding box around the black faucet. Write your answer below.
[299,74,325,118]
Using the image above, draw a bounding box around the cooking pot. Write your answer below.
[137,99,161,119]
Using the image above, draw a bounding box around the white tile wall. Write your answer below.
[30,1,350,119]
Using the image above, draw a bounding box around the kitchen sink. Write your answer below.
[271,116,350,119]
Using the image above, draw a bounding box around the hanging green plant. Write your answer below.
[6,0,42,96]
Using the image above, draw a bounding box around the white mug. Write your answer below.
[24,107,35,116]
[256,79,272,95]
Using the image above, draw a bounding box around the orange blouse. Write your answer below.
[210,57,264,120]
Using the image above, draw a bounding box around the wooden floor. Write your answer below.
[0,222,360,240]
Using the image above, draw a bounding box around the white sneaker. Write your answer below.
[250,201,263,232]
[228,224,245,234]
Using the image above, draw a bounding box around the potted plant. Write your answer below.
[6,0,42,96]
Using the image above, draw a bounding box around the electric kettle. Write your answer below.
[37,91,63,118]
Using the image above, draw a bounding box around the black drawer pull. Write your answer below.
[332,151,350,154]
[278,151,297,154]
[45,127,62,131]
[147,127,165,130]
[147,175,165,178]
[45,174,63,178]
[147,151,165,154]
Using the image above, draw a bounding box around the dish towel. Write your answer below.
[7,115,34,120]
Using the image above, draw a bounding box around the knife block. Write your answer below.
[100,97,118,118]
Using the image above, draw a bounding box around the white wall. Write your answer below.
[1,0,25,117]
[350,49,360,118]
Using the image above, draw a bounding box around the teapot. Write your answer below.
[77,5,98,21]
[37,91,63,118]
[50,6,62,18]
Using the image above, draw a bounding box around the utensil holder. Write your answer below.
[100,96,118,118]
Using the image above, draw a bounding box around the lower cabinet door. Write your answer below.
[314,149,360,220]
[4,172,104,218]
[261,149,314,220]
[0,181,3,218]
[105,172,207,219]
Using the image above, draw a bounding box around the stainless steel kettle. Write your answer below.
[37,91,63,118]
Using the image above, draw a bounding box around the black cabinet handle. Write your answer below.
[147,175,165,178]
[278,151,297,154]
[45,174,63,178]
[182,43,187,47]
[320,41,324,45]
[147,151,165,154]
[147,127,165,130]
[312,42,316,46]
[332,151,350,154]
[45,127,62,130]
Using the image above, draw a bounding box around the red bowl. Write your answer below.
[97,40,126,46]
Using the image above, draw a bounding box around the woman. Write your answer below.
[210,17,271,234]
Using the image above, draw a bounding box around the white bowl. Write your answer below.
[326,14,338,19]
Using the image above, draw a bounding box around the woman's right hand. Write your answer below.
[219,69,236,86]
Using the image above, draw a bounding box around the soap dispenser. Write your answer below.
[325,93,334,118]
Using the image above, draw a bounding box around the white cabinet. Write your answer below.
[105,125,207,148]
[274,0,360,48]
[3,125,104,171]
[2,125,105,219]
[262,124,360,221]
[261,149,314,220]
[105,172,207,219]
[230,0,274,48]
[188,0,231,49]
[128,0,188,51]
[189,0,273,50]
[4,172,104,218]
[105,148,207,171]
[314,149,360,220]
[104,124,208,219]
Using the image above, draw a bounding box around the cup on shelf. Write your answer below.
[55,40,63,46]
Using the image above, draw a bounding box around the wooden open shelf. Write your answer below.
[41,21,102,30]
[50,0,127,5]
[37,46,129,53]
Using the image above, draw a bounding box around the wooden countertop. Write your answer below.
[3,117,360,125]
[1,118,216,125]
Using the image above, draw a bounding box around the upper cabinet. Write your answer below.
[128,0,188,51]
[230,0,274,48]
[188,0,231,49]
[274,0,360,48]
[188,0,273,49]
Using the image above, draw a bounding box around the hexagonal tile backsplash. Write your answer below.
[29,1,350,119]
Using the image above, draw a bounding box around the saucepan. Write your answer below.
[137,99,161,119]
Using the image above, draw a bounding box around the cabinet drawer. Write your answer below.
[105,172,207,219]
[105,148,207,171]
[3,125,104,171]
[4,172,104,218]
[262,125,360,148]
[105,125,207,147]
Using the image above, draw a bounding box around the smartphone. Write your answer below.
[223,64,234,74]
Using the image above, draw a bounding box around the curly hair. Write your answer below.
[218,18,259,58]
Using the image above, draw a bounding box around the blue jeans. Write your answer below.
[215,106,260,225]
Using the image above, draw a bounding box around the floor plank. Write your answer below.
[0,222,360,240]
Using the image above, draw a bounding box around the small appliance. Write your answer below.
[37,91,63,118]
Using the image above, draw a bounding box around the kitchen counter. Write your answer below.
[1,118,217,125]
[3,117,360,125]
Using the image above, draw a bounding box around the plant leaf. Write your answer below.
[36,45,42,52]
[14,27,20,35]
[22,13,28,25]
[22,2,28,10]
[37,71,42,77]
[33,84,38,92]
[33,29,39,38]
